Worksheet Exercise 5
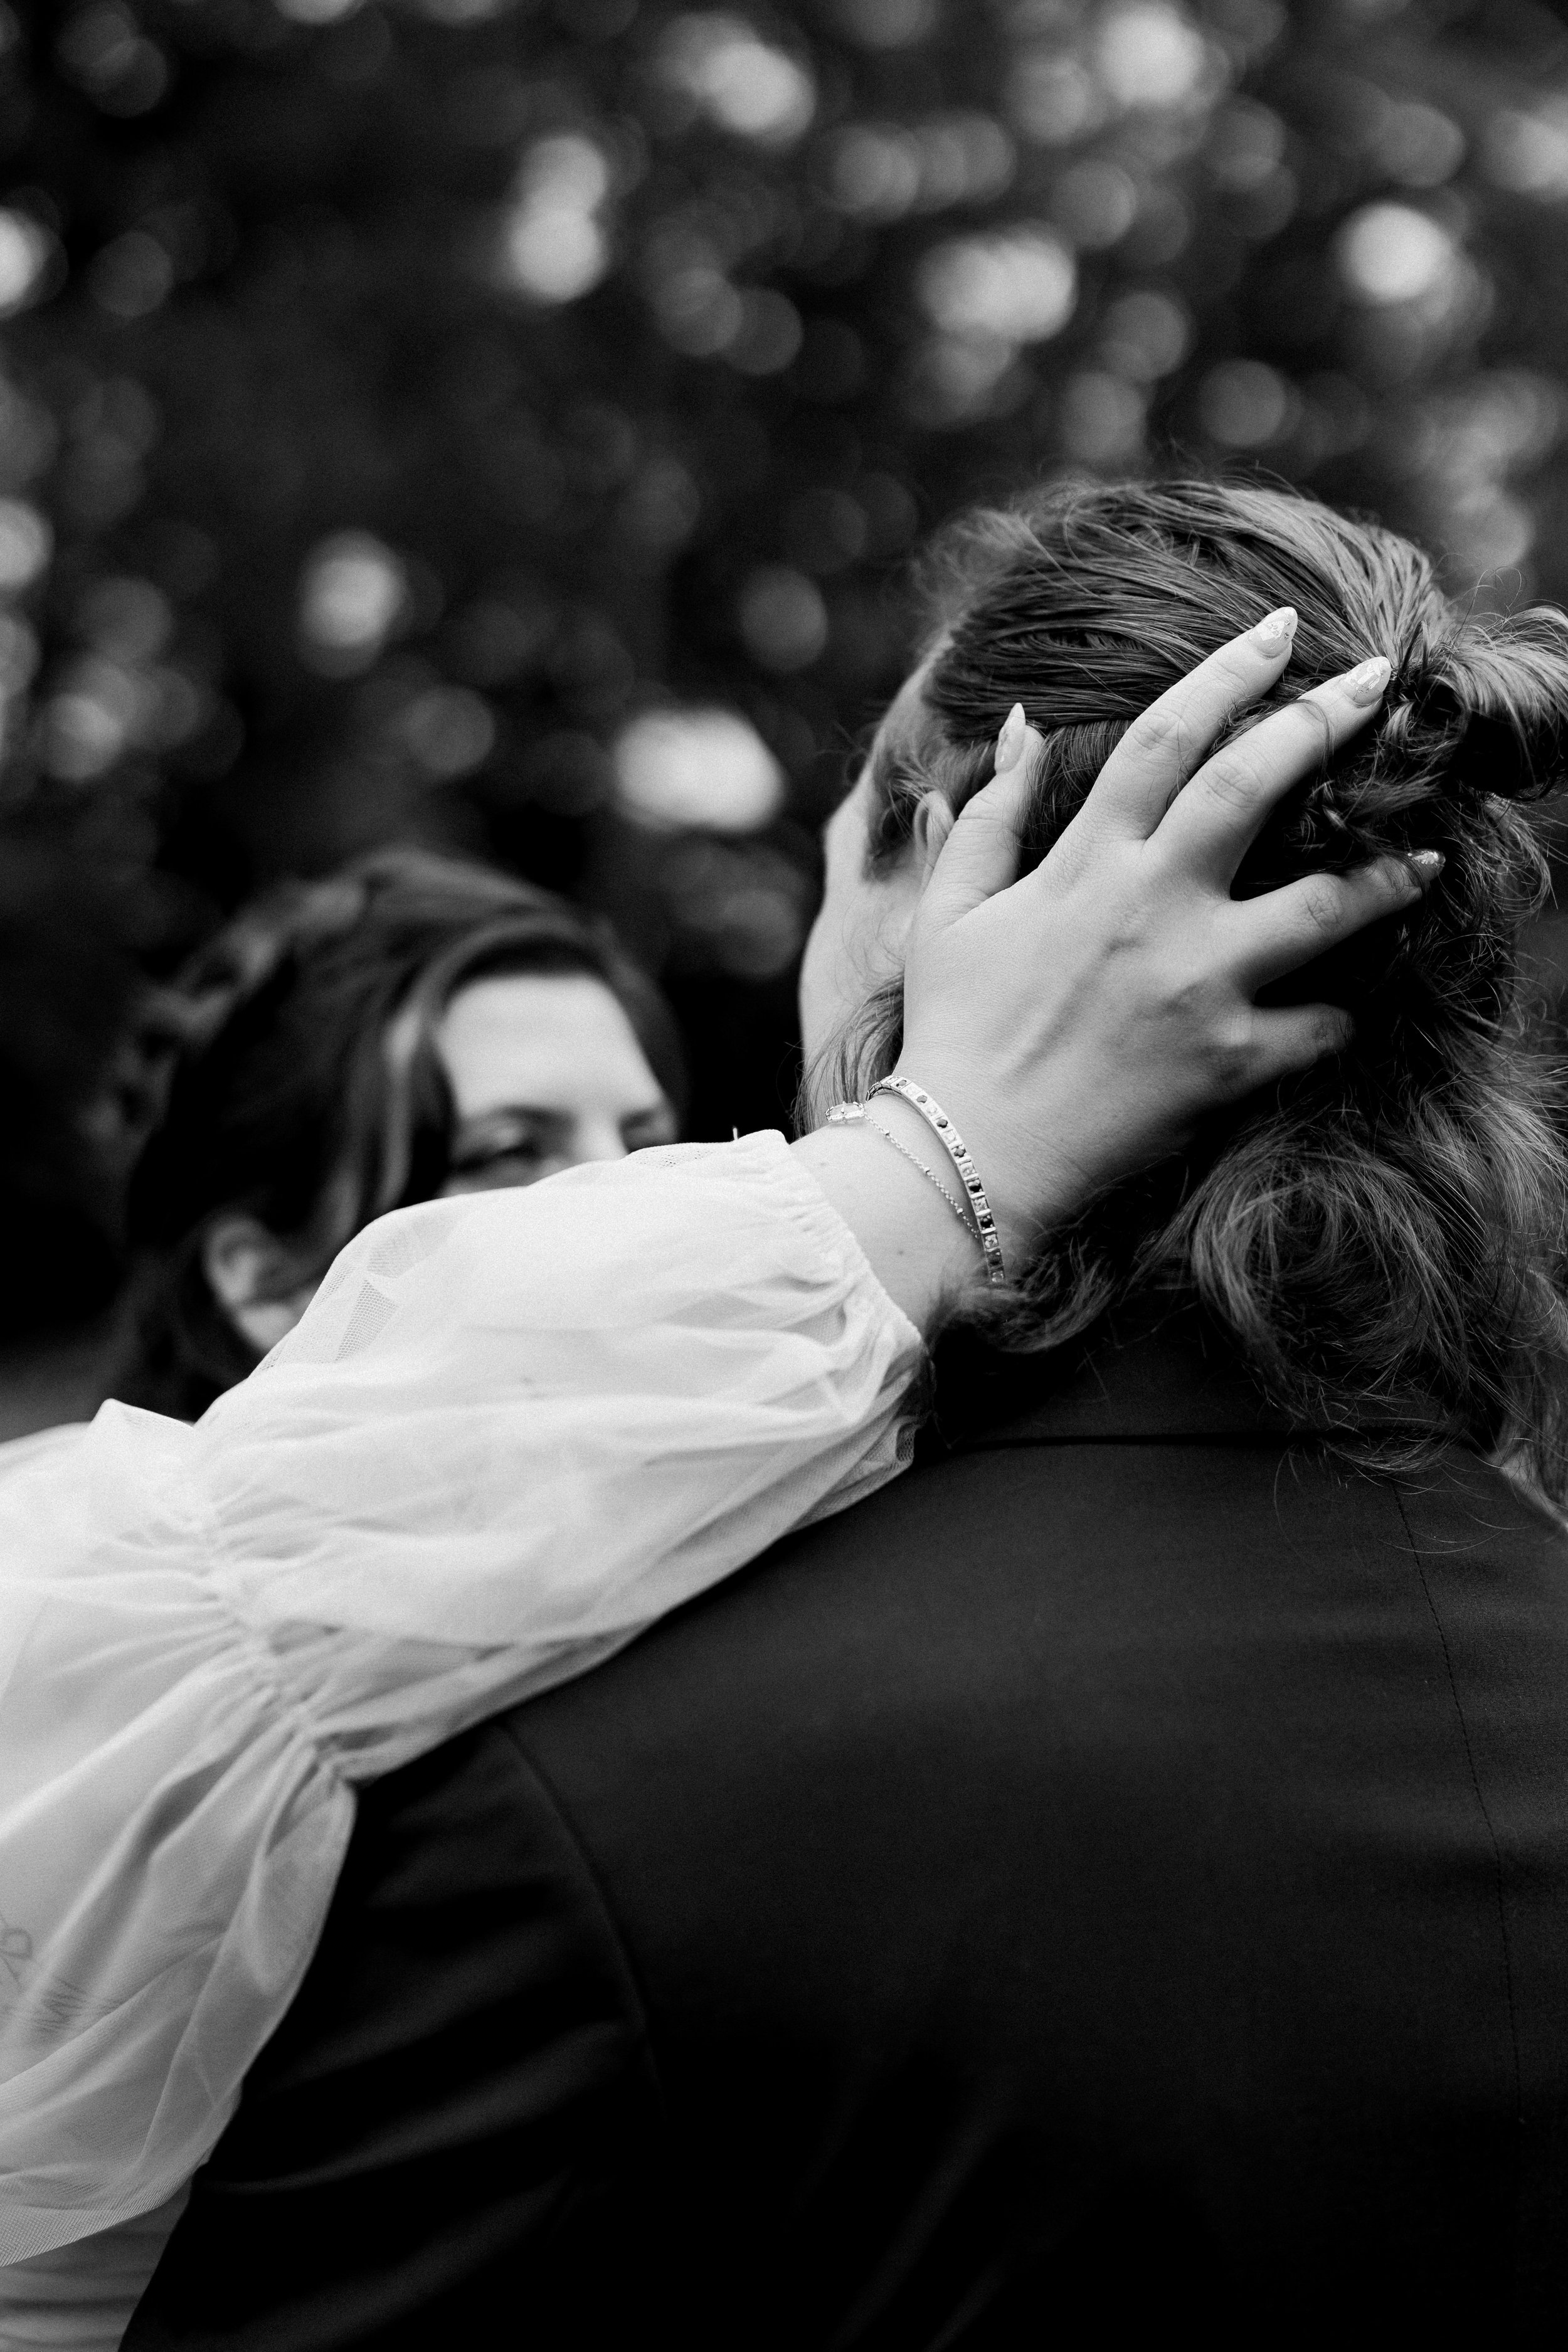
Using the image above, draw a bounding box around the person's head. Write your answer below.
[799,478,1568,1491]
[122,845,683,1415]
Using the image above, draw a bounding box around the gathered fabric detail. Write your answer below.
[0,1132,922,2269]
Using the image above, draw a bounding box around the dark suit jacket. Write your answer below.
[128,1316,1568,2347]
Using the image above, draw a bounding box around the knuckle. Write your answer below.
[1204,1009,1256,1089]
[1299,876,1344,936]
[1126,702,1191,764]
[1200,746,1266,810]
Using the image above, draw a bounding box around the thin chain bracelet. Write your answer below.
[824,1099,975,1245]
[871,1077,1008,1288]
[870,1116,978,1239]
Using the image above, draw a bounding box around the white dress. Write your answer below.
[0,1133,922,2338]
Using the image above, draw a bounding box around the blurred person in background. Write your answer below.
[114,844,684,1419]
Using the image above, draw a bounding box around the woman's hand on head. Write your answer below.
[889,609,1439,1280]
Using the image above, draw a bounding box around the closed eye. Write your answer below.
[447,1111,556,1177]
[623,1104,679,1150]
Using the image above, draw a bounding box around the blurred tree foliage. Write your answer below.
[3,0,1568,1318]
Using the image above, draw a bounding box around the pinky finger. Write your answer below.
[1231,850,1443,990]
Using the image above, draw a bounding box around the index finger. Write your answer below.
[1082,607,1298,839]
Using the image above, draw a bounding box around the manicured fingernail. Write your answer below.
[1252,605,1296,651]
[1346,655,1392,706]
[994,701,1027,773]
[1404,848,1444,886]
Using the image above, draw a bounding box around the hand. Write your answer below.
[894,610,1434,1273]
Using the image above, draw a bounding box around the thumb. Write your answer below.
[918,716,1045,927]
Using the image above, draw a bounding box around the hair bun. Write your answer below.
[1416,613,1568,801]
[1454,708,1555,797]
[1404,683,1534,798]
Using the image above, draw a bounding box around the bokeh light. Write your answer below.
[1098,289,1192,381]
[614,707,785,832]
[657,16,815,147]
[1200,358,1297,447]
[395,685,497,780]
[737,568,830,672]
[0,500,53,592]
[1337,204,1458,307]
[502,136,612,305]
[1057,161,1142,252]
[1094,3,1213,112]
[56,3,169,116]
[834,0,939,50]
[0,211,56,318]
[823,114,1015,221]
[88,231,174,320]
[298,532,410,672]
[77,577,172,664]
[1483,103,1568,200]
[1378,101,1465,190]
[1008,54,1104,147]
[916,226,1076,344]
[39,678,130,783]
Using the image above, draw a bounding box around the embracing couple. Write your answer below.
[6,478,1568,2347]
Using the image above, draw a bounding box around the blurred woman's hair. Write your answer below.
[119,844,685,1418]
[835,477,1568,1495]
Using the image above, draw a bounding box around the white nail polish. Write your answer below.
[1346,655,1392,706]
[1252,606,1297,652]
[995,702,1027,773]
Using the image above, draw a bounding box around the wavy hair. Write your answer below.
[119,845,684,1417]
[840,479,1568,1495]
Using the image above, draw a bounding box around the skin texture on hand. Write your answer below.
[798,613,1441,1337]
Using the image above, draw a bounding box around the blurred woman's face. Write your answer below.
[436,971,678,1193]
[205,968,677,1359]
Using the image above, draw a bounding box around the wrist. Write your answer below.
[790,1119,984,1334]
[869,1082,1010,1288]
[884,1061,1064,1273]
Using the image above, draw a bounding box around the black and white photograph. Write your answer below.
[4,0,1568,2340]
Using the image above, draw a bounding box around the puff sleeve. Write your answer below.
[0,1133,922,2275]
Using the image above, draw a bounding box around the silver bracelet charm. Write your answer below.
[871,1077,1009,1288]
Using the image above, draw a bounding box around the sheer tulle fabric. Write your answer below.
[0,1135,921,2266]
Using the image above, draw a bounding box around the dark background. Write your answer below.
[4,0,1568,1347]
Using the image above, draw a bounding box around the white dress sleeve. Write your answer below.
[0,1131,922,2289]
